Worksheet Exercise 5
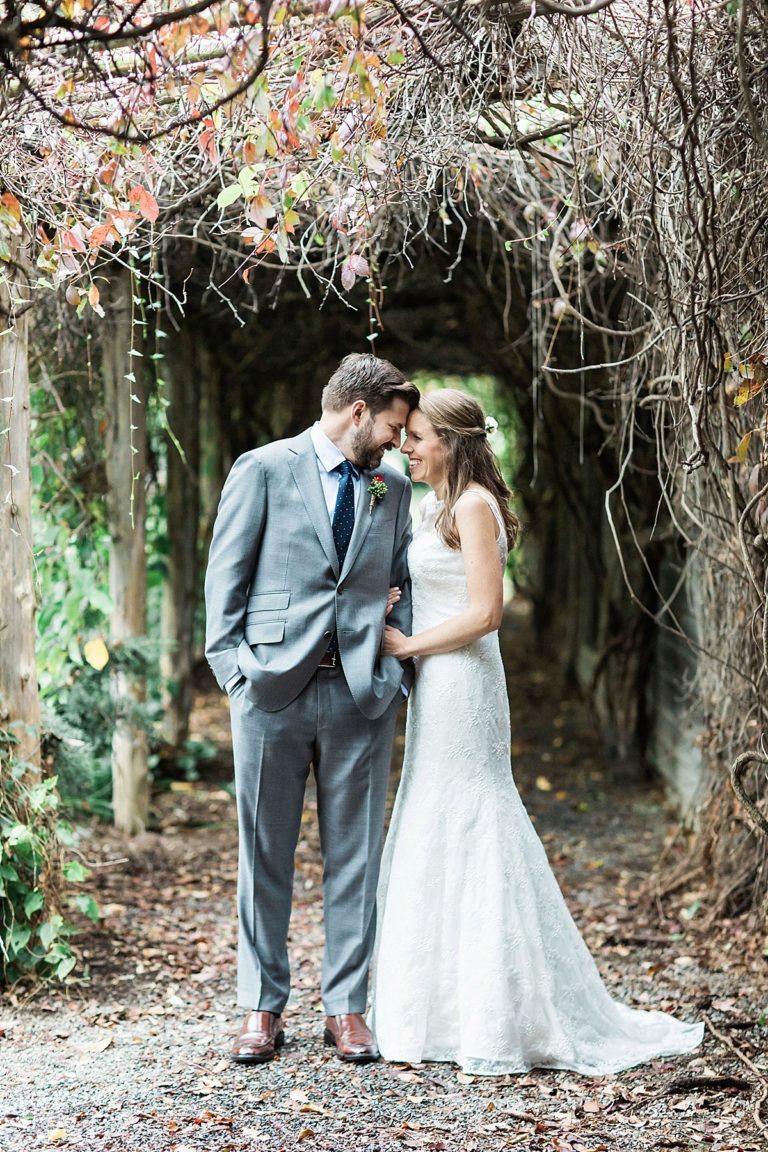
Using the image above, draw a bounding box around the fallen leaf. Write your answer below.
[536,775,553,791]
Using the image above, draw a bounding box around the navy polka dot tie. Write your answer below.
[332,459,357,569]
[328,460,356,656]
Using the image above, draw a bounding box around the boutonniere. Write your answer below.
[368,474,388,514]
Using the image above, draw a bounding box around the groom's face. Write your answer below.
[350,399,410,469]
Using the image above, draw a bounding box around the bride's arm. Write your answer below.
[382,493,503,658]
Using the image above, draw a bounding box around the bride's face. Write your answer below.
[401,410,446,490]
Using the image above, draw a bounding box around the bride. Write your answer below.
[371,389,704,1076]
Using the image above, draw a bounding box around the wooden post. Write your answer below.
[160,329,201,747]
[0,236,40,768]
[103,270,149,834]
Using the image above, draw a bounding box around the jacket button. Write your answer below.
[337,586,344,595]
[323,630,332,639]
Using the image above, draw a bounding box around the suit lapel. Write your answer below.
[287,432,339,578]
[340,468,375,580]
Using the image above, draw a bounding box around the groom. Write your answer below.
[204,354,418,1065]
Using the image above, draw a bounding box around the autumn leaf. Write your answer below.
[241,226,266,247]
[247,195,275,229]
[83,637,110,670]
[89,222,117,248]
[129,185,160,223]
[733,379,765,406]
[0,191,22,223]
[727,431,752,465]
[60,228,86,253]
[347,253,370,278]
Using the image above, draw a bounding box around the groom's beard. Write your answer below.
[349,418,386,470]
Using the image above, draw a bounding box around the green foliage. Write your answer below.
[31,373,172,820]
[41,637,165,820]
[0,756,95,987]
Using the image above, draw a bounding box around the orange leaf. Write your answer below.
[98,158,118,185]
[129,185,159,223]
[0,192,21,223]
[60,228,86,253]
[89,223,117,248]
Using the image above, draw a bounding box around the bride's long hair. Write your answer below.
[418,389,520,552]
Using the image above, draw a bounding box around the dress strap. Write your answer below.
[455,488,505,541]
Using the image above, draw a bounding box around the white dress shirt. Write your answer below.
[310,422,361,519]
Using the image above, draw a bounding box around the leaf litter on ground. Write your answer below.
[1,610,766,1151]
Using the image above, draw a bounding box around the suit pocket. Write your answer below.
[246,590,290,614]
[367,512,397,533]
[245,621,285,645]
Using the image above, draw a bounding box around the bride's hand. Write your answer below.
[385,586,401,617]
[382,625,411,659]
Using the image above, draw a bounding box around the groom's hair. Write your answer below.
[322,353,419,415]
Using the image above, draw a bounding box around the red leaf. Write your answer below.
[347,253,370,278]
[60,228,86,253]
[341,259,356,291]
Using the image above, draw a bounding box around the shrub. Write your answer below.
[0,753,97,987]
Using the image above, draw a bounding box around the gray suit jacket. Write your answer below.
[204,429,413,720]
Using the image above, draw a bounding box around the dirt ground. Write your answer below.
[1,601,766,1152]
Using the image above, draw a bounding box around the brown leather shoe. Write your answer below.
[323,1013,380,1063]
[231,1010,285,1064]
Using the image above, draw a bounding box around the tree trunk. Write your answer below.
[197,340,225,602]
[160,330,201,747]
[103,271,148,834]
[0,236,40,768]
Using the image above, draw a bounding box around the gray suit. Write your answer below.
[205,429,412,1014]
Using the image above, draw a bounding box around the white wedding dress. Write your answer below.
[370,489,704,1076]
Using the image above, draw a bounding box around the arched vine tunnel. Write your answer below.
[144,222,702,828]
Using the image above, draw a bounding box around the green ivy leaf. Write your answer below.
[73,893,100,922]
[62,859,90,883]
[24,888,45,917]
[56,954,77,979]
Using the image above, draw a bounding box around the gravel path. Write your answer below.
[1,602,765,1151]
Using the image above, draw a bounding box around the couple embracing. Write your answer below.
[204,353,703,1076]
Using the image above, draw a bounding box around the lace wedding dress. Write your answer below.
[370,489,704,1076]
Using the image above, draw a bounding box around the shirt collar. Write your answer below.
[311,422,357,476]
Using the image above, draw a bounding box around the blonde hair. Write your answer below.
[418,390,519,551]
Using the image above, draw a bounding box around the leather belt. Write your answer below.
[317,650,339,669]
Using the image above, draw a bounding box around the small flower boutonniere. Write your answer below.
[368,474,388,514]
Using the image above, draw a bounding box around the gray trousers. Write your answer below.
[230,666,401,1015]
